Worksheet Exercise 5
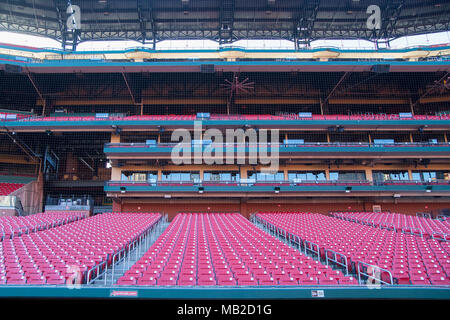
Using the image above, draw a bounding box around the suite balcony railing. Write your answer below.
[378,179,450,186]
[104,179,450,197]
[8,113,450,123]
[104,141,450,150]
[105,179,450,188]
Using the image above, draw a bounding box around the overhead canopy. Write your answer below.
[0,0,449,50]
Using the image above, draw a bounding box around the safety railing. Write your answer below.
[109,216,166,284]
[287,232,301,249]
[379,223,397,232]
[276,227,287,242]
[8,112,450,123]
[304,240,320,260]
[431,231,450,242]
[324,249,349,275]
[357,261,393,286]
[106,179,396,188]
[87,261,107,284]
[416,212,432,219]
[401,227,424,237]
[360,218,375,227]
[105,141,450,149]
[266,223,277,236]
[110,247,128,285]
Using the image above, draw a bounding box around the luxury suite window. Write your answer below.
[329,171,366,181]
[411,171,450,181]
[203,172,240,182]
[121,171,158,181]
[373,171,410,182]
[287,171,326,181]
[247,171,285,181]
[161,171,200,182]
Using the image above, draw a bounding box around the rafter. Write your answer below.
[0,0,448,46]
[324,72,349,103]
[293,0,320,49]
[218,0,235,44]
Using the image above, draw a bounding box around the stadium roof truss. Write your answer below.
[0,0,448,50]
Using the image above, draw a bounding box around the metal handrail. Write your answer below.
[357,261,393,286]
[325,249,349,275]
[380,223,396,232]
[12,112,450,123]
[304,240,320,260]
[431,231,450,242]
[106,179,374,187]
[110,216,163,284]
[287,232,301,248]
[277,228,287,241]
[416,212,432,219]
[105,141,450,148]
[401,227,423,237]
[86,261,107,284]
[110,248,127,284]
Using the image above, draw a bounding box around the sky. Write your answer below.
[0,30,449,51]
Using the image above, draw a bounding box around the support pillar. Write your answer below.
[409,96,415,116]
[240,199,248,218]
[365,169,373,182]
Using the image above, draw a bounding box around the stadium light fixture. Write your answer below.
[198,187,204,194]
[120,187,126,194]
[274,186,280,194]
[345,186,352,193]
[426,186,432,193]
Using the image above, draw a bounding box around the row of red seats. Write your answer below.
[16,113,450,122]
[117,213,358,286]
[332,212,450,236]
[0,182,24,195]
[0,212,161,285]
[256,212,450,286]
[0,211,88,239]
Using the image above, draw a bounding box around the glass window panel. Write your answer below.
[329,171,365,180]
[411,172,421,180]
[329,172,339,180]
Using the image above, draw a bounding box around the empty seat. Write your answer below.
[117,213,359,287]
